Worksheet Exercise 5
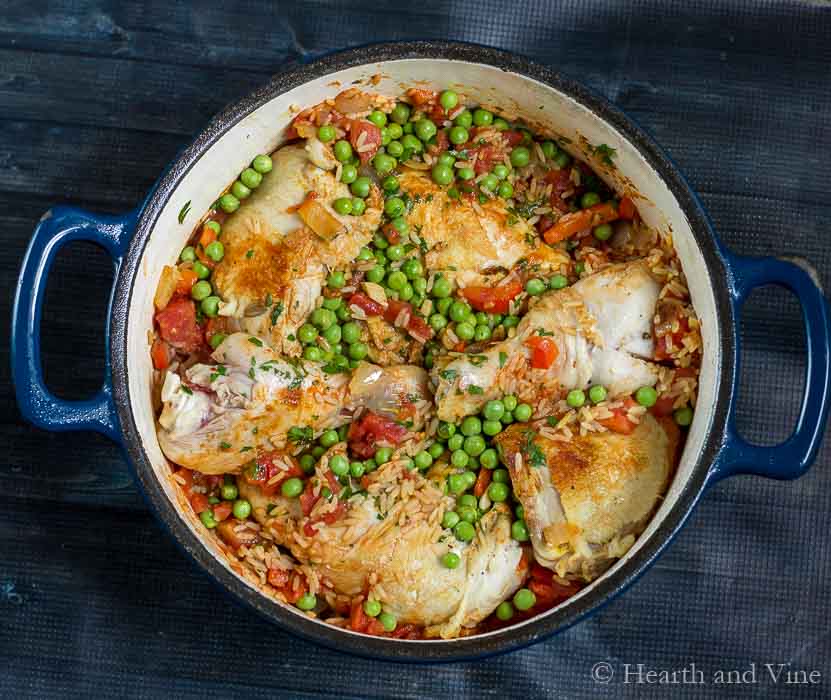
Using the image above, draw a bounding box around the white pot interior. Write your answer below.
[126,58,720,637]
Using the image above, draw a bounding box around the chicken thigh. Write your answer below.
[211,143,382,355]
[494,413,678,580]
[433,261,661,422]
[158,332,431,474]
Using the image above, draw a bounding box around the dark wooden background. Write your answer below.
[2,1,830,698]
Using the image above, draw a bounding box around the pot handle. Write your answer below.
[11,206,136,442]
[710,252,831,482]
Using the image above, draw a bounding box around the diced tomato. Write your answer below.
[365,618,387,636]
[473,468,492,498]
[348,292,384,317]
[462,280,523,314]
[303,501,346,537]
[151,338,173,370]
[349,120,382,163]
[383,299,434,342]
[654,316,690,361]
[155,297,204,353]
[650,395,676,417]
[527,336,559,370]
[428,129,449,155]
[503,130,525,147]
[243,451,304,497]
[472,144,500,175]
[381,222,401,244]
[543,201,620,244]
[350,598,371,632]
[299,482,318,517]
[267,568,290,589]
[190,493,209,514]
[618,196,636,220]
[348,411,408,458]
[175,268,198,296]
[176,468,194,492]
[597,397,638,434]
[544,168,576,213]
[406,87,437,108]
[212,501,233,522]
[198,225,216,248]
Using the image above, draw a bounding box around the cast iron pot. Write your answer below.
[12,41,831,662]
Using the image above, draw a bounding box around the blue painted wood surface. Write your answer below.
[2,1,830,697]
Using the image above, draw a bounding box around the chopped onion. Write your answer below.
[297,195,345,241]
[154,265,179,310]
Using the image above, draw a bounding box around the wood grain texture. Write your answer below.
[3,1,831,697]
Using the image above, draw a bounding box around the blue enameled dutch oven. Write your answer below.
[11,41,831,662]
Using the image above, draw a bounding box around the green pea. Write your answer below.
[400,259,422,280]
[496,601,514,621]
[398,283,414,301]
[480,448,498,469]
[366,265,385,284]
[431,276,453,298]
[497,182,514,199]
[674,406,694,426]
[337,425,349,441]
[252,154,273,174]
[323,271,344,291]
[435,152,455,169]
[442,551,461,569]
[414,451,433,470]
[428,442,445,459]
[461,416,482,436]
[439,90,459,111]
[229,498,250,519]
[492,163,509,180]
[189,262,208,282]
[341,322,361,345]
[200,296,220,317]
[296,593,317,611]
[334,140,353,162]
[454,109,473,128]
[480,173,499,192]
[450,450,469,470]
[471,108,492,126]
[502,315,520,329]
[502,395,518,412]
[383,140,403,159]
[415,118,437,142]
[360,599,380,618]
[329,454,349,477]
[514,403,533,422]
[493,117,510,131]
[348,461,365,478]
[448,125,469,145]
[549,274,569,290]
[536,141,555,160]
[454,521,476,542]
[350,176,372,199]
[457,167,475,181]
[209,333,227,349]
[317,125,336,142]
[378,611,397,631]
[456,495,476,510]
[401,133,423,153]
[515,505,525,520]
[387,123,403,140]
[379,177,399,196]
[336,305,351,322]
[386,270,407,290]
[373,153,396,175]
[447,434,464,451]
[501,411,514,425]
[462,470,477,488]
[311,308,336,330]
[510,147,531,168]
[447,301,469,323]
[363,458,376,473]
[219,193,240,213]
[384,197,405,218]
[437,422,456,441]
[589,385,608,403]
[492,468,510,484]
[554,151,571,169]
[442,511,461,530]
[199,510,217,528]
[482,400,505,422]
[340,164,358,184]
[511,520,529,542]
[366,110,386,128]
[333,197,353,215]
[464,435,486,457]
[594,223,613,241]
[432,163,455,186]
[563,389,584,408]
[513,588,536,611]
[299,454,316,473]
[298,324,318,345]
[574,262,585,275]
[191,280,212,301]
[580,192,601,209]
[303,346,323,362]
[312,446,326,458]
[205,220,221,235]
[482,420,502,437]
[180,246,197,263]
[323,325,342,346]
[488,482,510,502]
[374,446,392,465]
[391,102,411,124]
[474,324,491,342]
[385,244,404,262]
[635,386,658,407]
[323,296,342,310]
[221,483,238,501]
[526,278,546,296]
[348,342,368,360]
[402,122,414,134]
[231,179,252,200]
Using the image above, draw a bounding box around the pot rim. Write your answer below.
[110,40,736,662]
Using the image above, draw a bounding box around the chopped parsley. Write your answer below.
[593,143,617,166]
[468,354,488,367]
[499,351,508,368]
[467,385,484,395]
[440,369,458,381]
[288,425,314,444]
[546,416,559,427]
[536,328,555,337]
[265,292,273,307]
[248,337,263,347]
[219,441,232,450]
[209,365,227,383]
[179,385,193,395]
[178,200,191,224]
[240,446,253,453]
[246,249,255,259]
[522,430,547,468]
[269,301,284,327]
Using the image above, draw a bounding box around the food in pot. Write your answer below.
[151,86,701,639]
